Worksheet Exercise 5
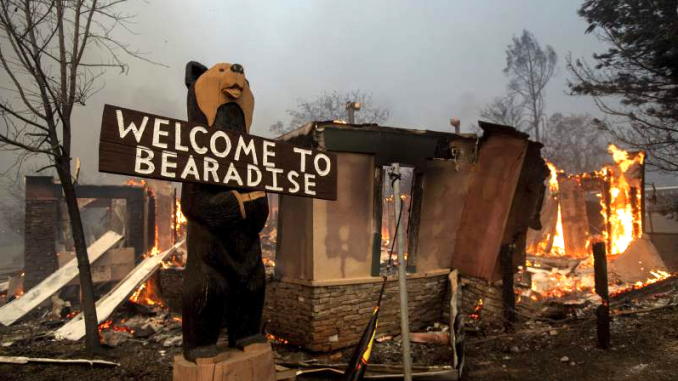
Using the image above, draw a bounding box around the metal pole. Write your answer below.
[347,107,355,124]
[392,163,413,381]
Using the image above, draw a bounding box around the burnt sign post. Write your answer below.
[99,104,337,200]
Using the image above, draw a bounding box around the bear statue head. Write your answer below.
[185,61,254,132]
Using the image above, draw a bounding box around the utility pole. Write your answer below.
[391,163,413,381]
[450,117,461,134]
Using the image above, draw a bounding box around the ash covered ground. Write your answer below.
[0,278,676,381]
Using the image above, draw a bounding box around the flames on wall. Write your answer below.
[522,145,672,302]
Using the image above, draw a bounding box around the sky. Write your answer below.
[1,0,611,184]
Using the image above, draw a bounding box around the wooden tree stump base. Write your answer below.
[173,342,276,381]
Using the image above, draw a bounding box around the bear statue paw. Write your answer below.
[235,334,268,350]
[184,344,221,362]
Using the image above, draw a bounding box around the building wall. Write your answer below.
[312,153,375,281]
[452,132,528,281]
[23,177,59,290]
[416,157,474,273]
[264,271,449,352]
[24,199,59,290]
[459,275,504,321]
[275,195,313,280]
[276,152,375,282]
[649,233,678,272]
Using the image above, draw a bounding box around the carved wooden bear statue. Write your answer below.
[181,61,269,362]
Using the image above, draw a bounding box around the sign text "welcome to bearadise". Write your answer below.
[99,105,337,200]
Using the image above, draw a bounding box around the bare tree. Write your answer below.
[0,171,26,239]
[479,94,525,129]
[0,0,157,352]
[273,90,391,135]
[542,112,610,174]
[504,30,558,142]
[268,120,285,137]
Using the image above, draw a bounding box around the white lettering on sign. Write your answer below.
[134,146,155,174]
[181,155,200,180]
[247,164,262,187]
[152,118,170,149]
[265,167,284,192]
[235,136,258,165]
[287,171,300,193]
[117,110,148,142]
[262,141,276,167]
[190,126,208,155]
[210,131,232,158]
[304,173,316,196]
[204,157,220,182]
[161,151,177,178]
[106,106,336,199]
[293,147,312,172]
[223,162,244,186]
[314,153,331,176]
[175,122,189,152]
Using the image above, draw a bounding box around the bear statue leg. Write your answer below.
[225,259,267,348]
[182,264,228,361]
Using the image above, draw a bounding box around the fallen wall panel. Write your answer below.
[0,231,123,326]
[55,240,184,341]
[452,123,528,281]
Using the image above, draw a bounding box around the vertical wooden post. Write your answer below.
[501,244,515,329]
[630,187,640,237]
[406,171,424,273]
[371,167,384,277]
[172,188,178,245]
[603,172,613,255]
[593,242,610,349]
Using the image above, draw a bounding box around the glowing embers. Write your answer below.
[610,269,671,298]
[468,298,484,321]
[98,318,135,336]
[266,333,290,345]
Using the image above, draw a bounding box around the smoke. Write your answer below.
[0,0,630,253]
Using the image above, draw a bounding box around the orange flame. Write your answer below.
[602,145,645,256]
[523,148,653,302]
[173,198,187,239]
[125,178,146,187]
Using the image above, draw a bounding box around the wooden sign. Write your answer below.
[99,105,337,200]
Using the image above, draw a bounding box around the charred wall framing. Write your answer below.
[23,176,153,288]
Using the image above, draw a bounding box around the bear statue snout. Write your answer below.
[230,63,244,74]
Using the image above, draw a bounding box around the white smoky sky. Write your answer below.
[0,0,676,187]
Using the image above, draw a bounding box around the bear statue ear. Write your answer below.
[185,61,208,88]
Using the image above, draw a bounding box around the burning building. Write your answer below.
[520,145,673,304]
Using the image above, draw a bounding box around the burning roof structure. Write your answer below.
[520,145,674,305]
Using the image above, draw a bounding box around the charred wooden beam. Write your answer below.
[371,167,384,277]
[630,186,641,237]
[501,244,516,329]
[603,174,613,255]
[406,171,424,273]
[593,242,610,349]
